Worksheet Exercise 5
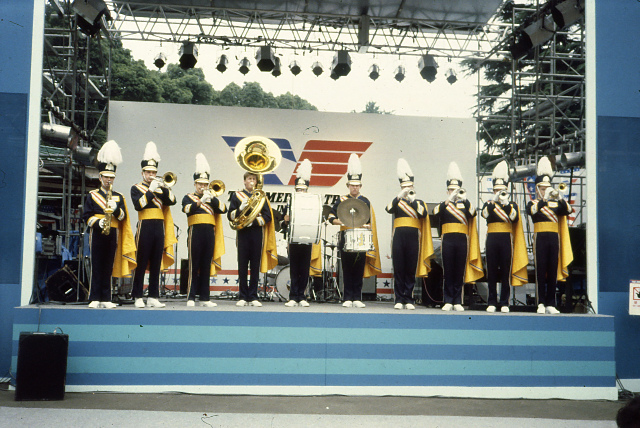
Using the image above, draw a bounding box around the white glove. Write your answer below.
[239,200,248,211]
[148,180,159,192]
[448,190,458,202]
[99,218,106,229]
[201,194,212,204]
[107,200,117,211]
[544,186,555,200]
[397,188,410,200]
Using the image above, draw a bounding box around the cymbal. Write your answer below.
[336,198,370,228]
[322,204,332,221]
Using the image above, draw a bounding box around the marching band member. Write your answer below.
[227,171,276,307]
[328,153,382,308]
[182,154,227,308]
[526,156,573,314]
[130,142,177,308]
[433,162,483,311]
[82,140,136,308]
[281,159,320,307]
[481,161,527,313]
[386,159,434,310]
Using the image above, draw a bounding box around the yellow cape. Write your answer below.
[557,216,574,281]
[464,217,484,283]
[112,199,137,278]
[511,216,529,286]
[159,205,178,271]
[415,214,435,277]
[260,199,279,273]
[364,207,382,278]
[309,242,322,277]
[209,212,226,276]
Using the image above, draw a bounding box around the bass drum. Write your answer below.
[289,193,322,245]
[274,265,291,300]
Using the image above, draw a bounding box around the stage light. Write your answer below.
[179,42,198,69]
[255,46,276,72]
[72,0,111,36]
[394,65,406,82]
[311,61,324,76]
[238,57,250,75]
[445,68,457,84]
[510,15,556,59]
[331,50,352,77]
[418,54,438,82]
[289,60,302,76]
[368,64,380,81]
[216,54,228,73]
[330,70,340,80]
[271,57,282,77]
[551,0,584,28]
[153,53,167,69]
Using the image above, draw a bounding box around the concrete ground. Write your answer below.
[0,387,626,428]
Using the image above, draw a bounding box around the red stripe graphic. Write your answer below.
[288,140,373,187]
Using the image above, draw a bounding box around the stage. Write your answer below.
[10,301,616,400]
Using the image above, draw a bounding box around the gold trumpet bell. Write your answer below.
[162,171,177,187]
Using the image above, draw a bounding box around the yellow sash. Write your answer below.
[138,208,164,220]
[187,214,216,227]
[309,242,322,277]
[260,199,279,273]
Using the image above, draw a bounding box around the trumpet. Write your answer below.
[493,190,509,202]
[154,171,177,188]
[549,183,568,200]
[209,179,225,197]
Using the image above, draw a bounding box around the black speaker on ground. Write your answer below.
[179,259,189,295]
[15,332,68,401]
[45,265,87,302]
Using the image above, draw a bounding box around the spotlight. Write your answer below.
[510,15,556,59]
[271,57,282,77]
[179,42,198,69]
[445,68,457,84]
[255,46,276,72]
[72,0,111,36]
[289,60,302,76]
[216,54,229,73]
[394,65,406,82]
[418,54,438,82]
[368,64,380,81]
[238,57,250,75]
[551,0,584,28]
[331,50,352,77]
[311,61,323,76]
[330,70,340,81]
[153,53,167,69]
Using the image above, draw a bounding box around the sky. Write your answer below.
[122,40,480,118]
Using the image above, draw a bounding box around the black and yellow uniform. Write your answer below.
[130,182,177,299]
[228,189,273,302]
[182,194,227,302]
[526,197,573,307]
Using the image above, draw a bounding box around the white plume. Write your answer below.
[97,140,122,166]
[492,160,509,181]
[347,153,362,175]
[195,153,210,174]
[447,161,462,181]
[143,141,161,161]
[537,156,554,177]
[397,158,413,180]
[297,159,312,181]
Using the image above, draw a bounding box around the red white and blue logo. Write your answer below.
[222,136,372,187]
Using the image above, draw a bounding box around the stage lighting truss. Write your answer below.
[216,54,229,73]
[179,41,198,69]
[394,65,406,82]
[445,68,457,84]
[311,61,323,76]
[289,60,302,76]
[368,64,380,81]
[418,54,438,82]
[238,57,250,75]
[153,52,167,69]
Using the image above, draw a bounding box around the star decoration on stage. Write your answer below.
[383,280,390,288]
[223,278,229,284]
[210,277,217,284]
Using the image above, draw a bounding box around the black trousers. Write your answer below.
[187,224,215,301]
[237,226,263,301]
[88,227,117,302]
[392,227,419,304]
[289,242,312,302]
[485,232,512,307]
[534,231,560,307]
[441,232,468,305]
[132,219,164,299]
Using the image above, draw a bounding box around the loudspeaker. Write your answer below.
[15,332,68,401]
[45,265,87,302]
[179,258,189,295]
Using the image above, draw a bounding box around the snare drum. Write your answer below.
[343,228,374,252]
[289,193,322,244]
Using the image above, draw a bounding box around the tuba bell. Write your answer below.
[230,136,282,230]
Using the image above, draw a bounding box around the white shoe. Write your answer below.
[147,298,166,308]
[501,306,510,313]
[453,304,465,312]
[88,301,101,309]
[134,298,146,308]
[236,299,247,307]
[250,300,262,307]
[353,300,366,308]
[486,305,496,313]
[187,300,195,307]
[285,300,299,307]
[394,303,404,310]
[441,303,453,311]
[405,303,415,310]
[299,300,310,307]
[200,301,217,307]
[101,301,117,309]
[342,300,353,308]
[537,303,546,314]
[546,306,560,314]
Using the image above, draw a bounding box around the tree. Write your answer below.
[157,64,214,105]
[359,101,392,114]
